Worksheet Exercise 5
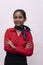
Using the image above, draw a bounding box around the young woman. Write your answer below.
[4,9,34,65]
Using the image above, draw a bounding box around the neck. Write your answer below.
[15,25,24,31]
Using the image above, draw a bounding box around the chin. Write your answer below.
[15,24,23,26]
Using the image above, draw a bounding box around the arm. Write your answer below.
[15,43,34,56]
[15,32,34,56]
[6,39,16,49]
[4,29,16,54]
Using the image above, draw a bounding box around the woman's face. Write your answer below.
[13,11,25,26]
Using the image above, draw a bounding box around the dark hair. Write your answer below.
[13,9,26,21]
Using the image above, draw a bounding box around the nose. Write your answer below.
[17,18,20,20]
[16,18,20,21]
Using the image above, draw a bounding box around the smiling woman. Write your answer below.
[4,9,34,65]
[13,9,26,26]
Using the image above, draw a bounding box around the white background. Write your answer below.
[0,0,43,65]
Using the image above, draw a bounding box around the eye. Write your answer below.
[14,16,23,19]
[14,16,17,19]
[19,16,23,19]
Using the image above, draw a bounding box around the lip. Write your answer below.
[15,21,21,24]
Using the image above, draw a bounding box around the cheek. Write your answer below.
[20,19,25,22]
[13,19,16,24]
[13,19,17,23]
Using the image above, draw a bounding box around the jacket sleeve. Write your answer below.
[4,29,16,54]
[15,32,34,56]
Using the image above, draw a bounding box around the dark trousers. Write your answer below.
[4,52,28,65]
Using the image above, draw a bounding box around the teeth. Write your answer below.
[16,22,21,24]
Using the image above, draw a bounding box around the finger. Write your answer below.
[5,40,8,43]
[25,42,33,48]
[5,40,10,44]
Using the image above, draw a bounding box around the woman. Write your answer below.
[4,9,34,65]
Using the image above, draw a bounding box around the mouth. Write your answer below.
[15,21,22,24]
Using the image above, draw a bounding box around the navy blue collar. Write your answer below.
[11,25,30,40]
[15,25,24,31]
[15,25,31,40]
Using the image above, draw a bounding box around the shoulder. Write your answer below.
[24,25,31,32]
[24,25,31,33]
[24,25,32,37]
[5,27,15,34]
[25,29,31,36]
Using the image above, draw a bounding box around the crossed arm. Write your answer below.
[4,30,34,56]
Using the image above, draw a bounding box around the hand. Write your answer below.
[25,42,32,48]
[6,40,16,49]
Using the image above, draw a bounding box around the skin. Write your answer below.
[13,11,25,36]
[6,11,32,49]
[13,11,25,26]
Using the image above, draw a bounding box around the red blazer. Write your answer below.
[4,27,34,56]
